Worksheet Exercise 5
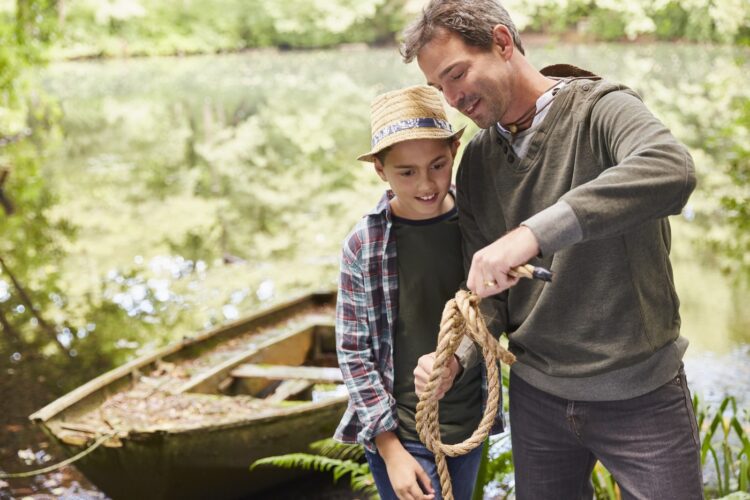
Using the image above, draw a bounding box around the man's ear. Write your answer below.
[373,158,388,182]
[491,24,514,60]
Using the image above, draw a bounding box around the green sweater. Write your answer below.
[457,65,696,401]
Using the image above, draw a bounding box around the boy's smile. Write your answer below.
[374,138,459,220]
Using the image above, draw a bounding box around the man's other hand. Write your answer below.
[414,352,461,399]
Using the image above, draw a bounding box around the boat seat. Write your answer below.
[230,363,343,383]
[265,379,313,402]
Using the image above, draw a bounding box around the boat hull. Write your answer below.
[46,398,345,500]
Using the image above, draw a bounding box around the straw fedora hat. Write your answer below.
[357,85,465,163]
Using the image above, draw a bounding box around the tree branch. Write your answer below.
[0,255,68,353]
[0,168,15,215]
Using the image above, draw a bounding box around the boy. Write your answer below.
[334,85,500,500]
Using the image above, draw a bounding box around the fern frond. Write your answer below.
[351,470,379,497]
[251,453,323,471]
[251,452,376,497]
[310,438,366,461]
[252,453,361,479]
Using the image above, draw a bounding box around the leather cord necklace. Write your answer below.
[503,79,565,142]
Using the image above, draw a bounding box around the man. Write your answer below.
[404,1,704,498]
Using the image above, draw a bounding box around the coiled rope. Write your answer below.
[415,290,516,500]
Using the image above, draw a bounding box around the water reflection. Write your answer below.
[1,42,748,497]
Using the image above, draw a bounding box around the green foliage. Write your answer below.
[6,0,748,60]
[1,0,57,135]
[650,2,690,40]
[309,438,366,461]
[696,394,750,497]
[483,433,514,498]
[52,0,405,58]
[1,0,68,359]
[695,90,750,285]
[591,462,619,500]
[6,0,747,60]
[1,0,177,394]
[717,97,750,285]
[505,0,750,43]
[251,438,377,498]
[585,8,628,42]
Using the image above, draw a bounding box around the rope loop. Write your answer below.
[415,290,515,500]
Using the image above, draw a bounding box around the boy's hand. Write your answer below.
[375,432,435,500]
[414,352,461,399]
[467,226,539,297]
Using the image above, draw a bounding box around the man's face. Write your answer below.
[417,29,513,129]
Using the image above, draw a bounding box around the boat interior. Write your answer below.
[32,293,346,441]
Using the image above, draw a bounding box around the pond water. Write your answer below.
[1,42,749,498]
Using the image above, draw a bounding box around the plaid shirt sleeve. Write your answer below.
[335,236,397,450]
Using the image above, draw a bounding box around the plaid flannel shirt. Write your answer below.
[334,189,505,453]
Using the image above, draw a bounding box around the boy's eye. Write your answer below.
[451,71,464,80]
[399,170,414,177]
[432,163,445,170]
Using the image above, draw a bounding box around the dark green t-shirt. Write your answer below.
[391,206,483,444]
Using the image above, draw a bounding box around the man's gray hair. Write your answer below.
[401,0,525,63]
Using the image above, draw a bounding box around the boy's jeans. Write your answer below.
[365,438,483,500]
[509,368,704,500]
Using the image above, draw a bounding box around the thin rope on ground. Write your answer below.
[415,290,516,500]
[0,433,113,479]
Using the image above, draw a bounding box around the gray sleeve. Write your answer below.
[521,200,582,257]
[455,336,480,372]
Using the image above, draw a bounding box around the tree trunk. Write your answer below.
[0,167,15,215]
[15,0,28,43]
[58,0,66,27]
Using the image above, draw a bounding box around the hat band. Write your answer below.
[371,118,453,148]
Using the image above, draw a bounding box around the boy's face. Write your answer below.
[374,138,459,220]
[417,28,514,129]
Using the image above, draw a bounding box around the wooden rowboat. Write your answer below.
[30,291,347,500]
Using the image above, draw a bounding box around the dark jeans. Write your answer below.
[365,438,483,500]
[509,369,704,500]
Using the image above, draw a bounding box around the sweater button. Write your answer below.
[508,155,515,163]
[583,84,591,91]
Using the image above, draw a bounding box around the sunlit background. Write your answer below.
[1,0,749,498]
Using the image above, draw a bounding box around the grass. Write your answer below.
[697,395,750,497]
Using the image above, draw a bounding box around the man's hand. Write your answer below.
[467,226,540,297]
[414,352,462,399]
[375,432,435,500]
